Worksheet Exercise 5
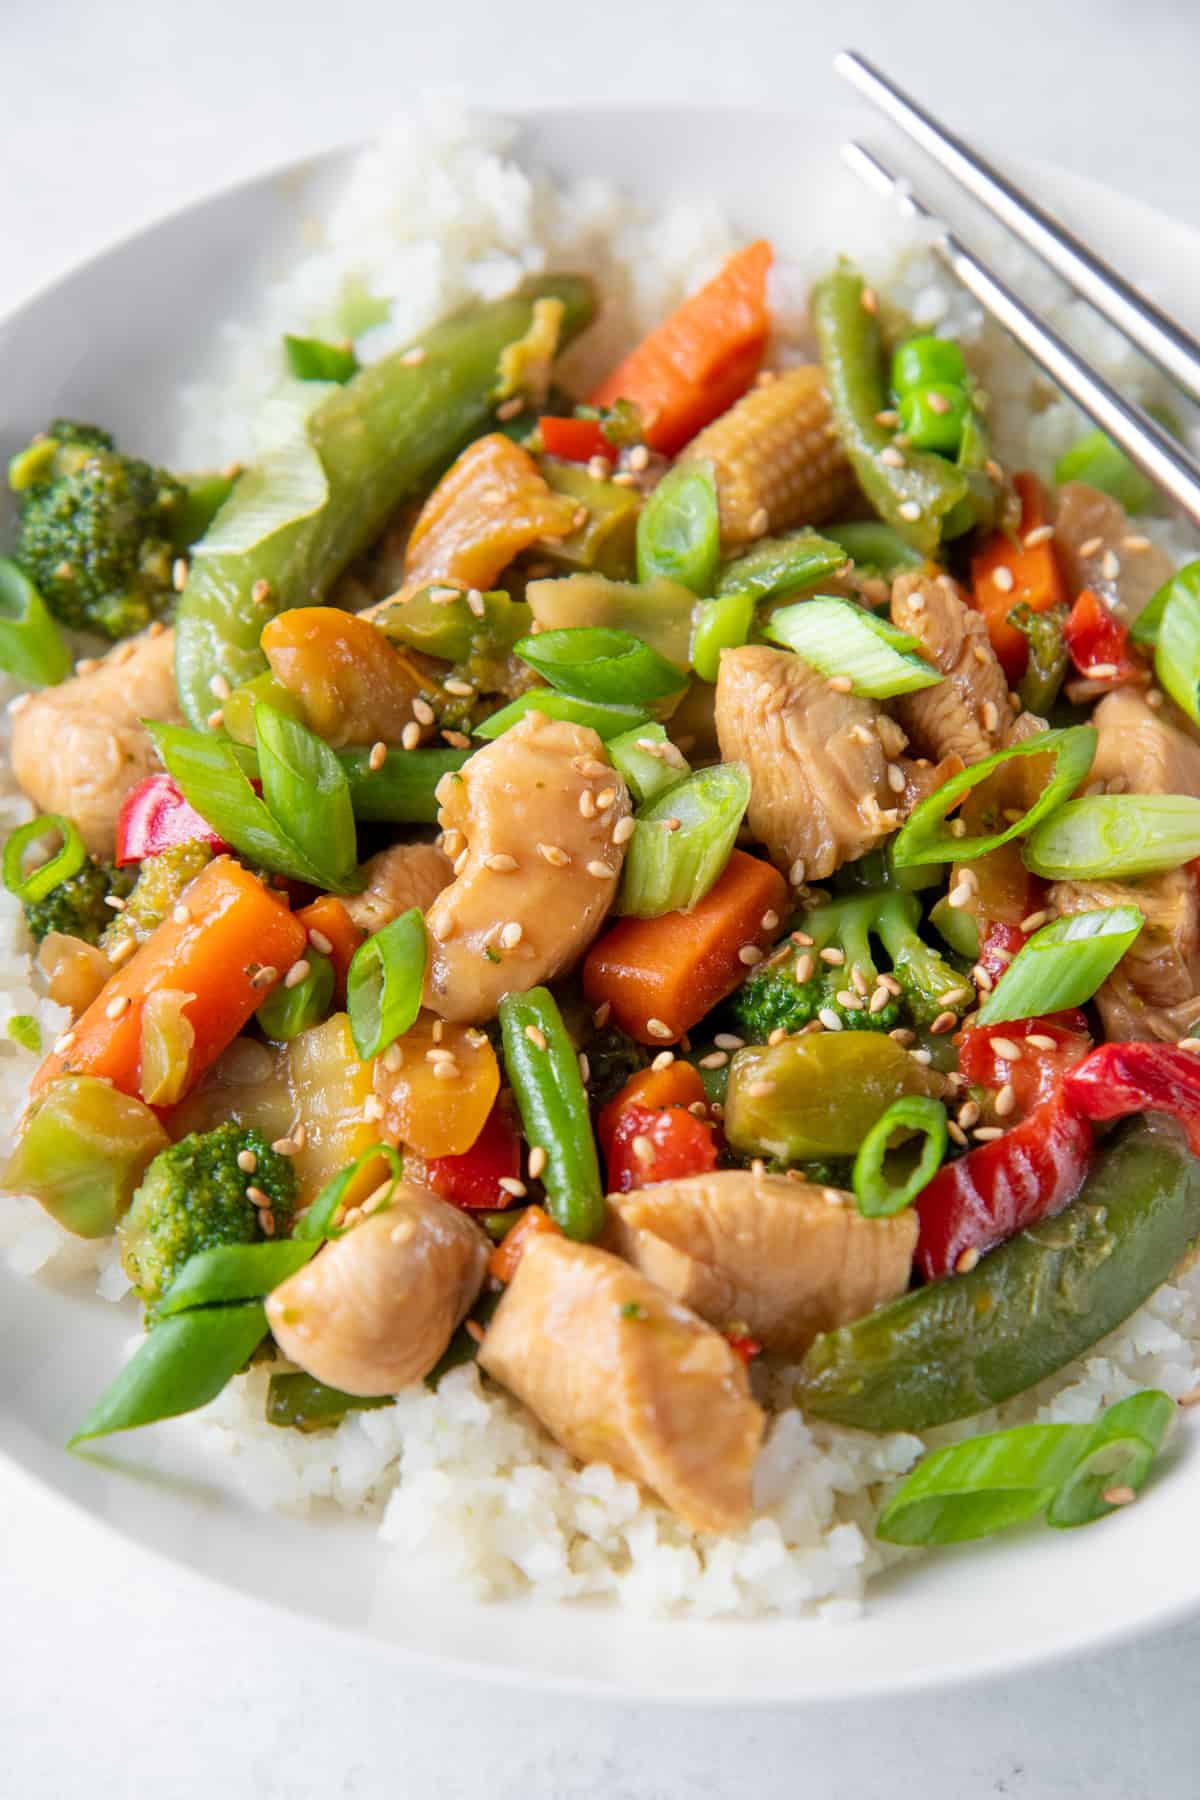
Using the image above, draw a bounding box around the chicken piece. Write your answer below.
[423,711,630,1023]
[1088,687,1200,799]
[890,571,1009,765]
[714,644,908,883]
[266,1182,487,1395]
[343,842,453,934]
[605,1169,916,1357]
[10,626,180,855]
[1053,482,1175,624]
[1050,867,1200,1041]
[478,1234,763,1533]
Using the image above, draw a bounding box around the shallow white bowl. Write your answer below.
[4,103,1200,1704]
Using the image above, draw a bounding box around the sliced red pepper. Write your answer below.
[601,1101,719,1193]
[538,416,612,462]
[915,1086,1093,1281]
[1062,587,1142,682]
[959,1014,1093,1121]
[1062,1041,1200,1157]
[115,773,232,866]
[725,1329,762,1364]
[427,1101,523,1210]
[977,920,1027,989]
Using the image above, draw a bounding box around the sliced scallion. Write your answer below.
[516,625,687,705]
[617,762,750,918]
[283,334,359,384]
[635,459,720,595]
[1047,1391,1174,1527]
[821,522,926,579]
[715,528,848,603]
[296,1144,405,1242]
[69,1302,269,1446]
[890,725,1097,868]
[346,906,426,1059]
[764,597,942,698]
[255,701,359,893]
[853,1096,948,1219]
[0,557,70,686]
[154,1241,318,1318]
[977,907,1145,1025]
[473,689,650,741]
[1024,794,1200,881]
[255,948,335,1040]
[689,590,755,684]
[3,813,86,903]
[605,723,690,806]
[1154,564,1200,728]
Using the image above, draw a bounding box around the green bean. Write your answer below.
[498,987,604,1241]
[69,1302,268,1445]
[635,461,720,595]
[175,276,595,726]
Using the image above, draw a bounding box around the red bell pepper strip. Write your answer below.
[958,1013,1093,1122]
[1063,588,1142,682]
[538,416,613,462]
[1062,1042,1200,1156]
[427,1102,523,1210]
[597,1062,717,1193]
[115,773,232,866]
[915,1087,1093,1281]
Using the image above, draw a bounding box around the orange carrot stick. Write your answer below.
[971,472,1066,682]
[295,895,364,1003]
[488,1203,561,1284]
[582,849,788,1044]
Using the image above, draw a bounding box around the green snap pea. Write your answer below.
[890,335,967,395]
[338,745,471,823]
[255,948,335,1040]
[266,1372,393,1432]
[897,384,970,455]
[498,987,604,1241]
[69,1302,269,1445]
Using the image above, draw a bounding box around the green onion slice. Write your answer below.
[255,948,335,1041]
[516,626,687,705]
[715,529,848,603]
[1154,565,1200,729]
[853,1097,948,1219]
[6,1014,41,1054]
[977,906,1145,1025]
[3,814,86,903]
[876,1390,1172,1546]
[346,907,426,1059]
[473,689,650,741]
[155,1241,318,1318]
[689,590,755,684]
[635,460,720,595]
[0,557,71,686]
[605,723,690,807]
[69,1302,269,1446]
[255,701,359,892]
[890,725,1097,868]
[283,334,359,384]
[617,762,750,918]
[296,1144,405,1242]
[1054,428,1159,515]
[764,597,942,699]
[1024,794,1200,881]
[1129,561,1200,647]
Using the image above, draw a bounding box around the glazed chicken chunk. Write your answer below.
[1088,687,1200,799]
[423,710,631,1022]
[343,842,453,935]
[605,1168,917,1357]
[714,644,909,883]
[478,1234,764,1534]
[10,626,180,855]
[890,570,1010,765]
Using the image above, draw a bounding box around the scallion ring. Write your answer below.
[0,556,71,686]
[853,1096,948,1219]
[3,814,87,904]
[1024,794,1200,882]
[689,590,756,684]
[346,906,426,1059]
[617,762,750,918]
[635,460,721,596]
[472,689,651,741]
[977,906,1145,1025]
[764,596,942,699]
[605,723,690,807]
[516,625,688,705]
[890,725,1097,868]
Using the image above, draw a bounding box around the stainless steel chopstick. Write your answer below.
[841,141,1200,532]
[835,49,1200,408]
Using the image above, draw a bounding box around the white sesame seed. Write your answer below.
[836,990,863,1010]
[524,1024,547,1051]
[528,1146,547,1178]
[714,1033,745,1051]
[819,946,845,966]
[974,1126,1005,1142]
[794,953,815,983]
[250,964,278,990]
[875,409,899,427]
[650,1050,675,1072]
[631,1133,655,1166]
[930,1010,959,1034]
[879,446,906,468]
[1179,1038,1200,1054]
[498,1176,527,1198]
[1078,536,1104,558]
[283,958,310,990]
[955,1247,981,1274]
[104,994,130,1020]
[613,815,636,845]
[1023,524,1055,548]
[444,677,475,698]
[1100,550,1121,581]
[886,762,906,794]
[485,853,518,872]
[995,1083,1017,1117]
[910,1048,933,1066]
[499,921,523,949]
[251,578,272,606]
[578,788,596,819]
[746,1079,776,1099]
[992,566,1015,594]
[645,1018,673,1040]
[897,500,922,522]
[537,842,569,867]
[592,1003,611,1029]
[53,1030,77,1055]
[368,740,388,772]
[981,700,1000,733]
[699,1051,728,1069]
[237,1149,258,1174]
[401,722,421,750]
[586,860,614,879]
[989,1036,1024,1061]
[818,1008,844,1032]
[748,507,770,538]
[737,944,764,966]
[826,675,854,693]
[412,697,436,727]
[432,1061,460,1081]
[209,672,232,701]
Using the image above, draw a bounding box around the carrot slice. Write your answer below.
[589,242,773,457]
[488,1203,561,1284]
[295,895,364,1003]
[582,849,788,1044]
[33,857,307,1103]
[971,472,1066,682]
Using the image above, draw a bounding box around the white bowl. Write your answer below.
[4,104,1200,1704]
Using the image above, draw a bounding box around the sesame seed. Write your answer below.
[699,1050,728,1069]
[949,819,968,839]
[826,675,854,693]
[495,396,524,422]
[259,1208,276,1236]
[612,470,637,487]
[1179,1038,1200,1055]
[401,346,426,365]
[444,677,475,698]
[981,700,1000,733]
[651,1050,675,1072]
[791,931,815,947]
[498,1176,527,1198]
[955,1247,980,1274]
[875,408,899,427]
[819,946,845,966]
[432,1062,460,1081]
[484,853,518,872]
[453,849,468,876]
[246,1184,270,1208]
[537,842,569,868]
[897,500,922,522]
[860,285,878,314]
[1078,536,1104,558]
[412,697,436,727]
[577,1052,591,1084]
[206,708,225,731]
[53,1030,77,1055]
[662,817,681,833]
[930,1010,958,1034]
[818,1008,844,1032]
[237,1149,258,1174]
[401,722,421,750]
[524,1024,547,1051]
[208,672,231,701]
[1101,549,1121,581]
[746,1079,776,1100]
[748,507,770,537]
[879,446,906,468]
[1024,524,1055,549]
[596,786,617,811]
[794,953,815,983]
[592,1003,611,1029]
[251,578,272,605]
[631,1134,655,1166]
[361,1094,385,1121]
[172,556,189,592]
[627,443,651,472]
[1102,1485,1136,1507]
[578,789,596,819]
[714,1033,745,1051]
[995,1083,1017,1117]
[947,1121,968,1146]
[271,1136,296,1156]
[910,1048,933,1066]
[992,566,1015,594]
[109,938,136,965]
[886,762,906,794]
[1019,910,1050,933]
[1122,534,1151,553]
[973,1126,1004,1142]
[989,1036,1024,1061]
[737,944,764,966]
[528,1146,547,1179]
[645,1017,673,1040]
[283,959,310,990]
[464,587,486,619]
[104,893,126,911]
[958,1100,981,1129]
[613,815,636,845]
[586,860,614,879]
[788,858,807,887]
[946,881,973,911]
[104,994,130,1020]
[499,921,523,949]
[836,990,863,1010]
[250,964,278,990]
[586,455,612,481]
[368,740,388,772]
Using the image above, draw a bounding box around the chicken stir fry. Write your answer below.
[9,241,1200,1556]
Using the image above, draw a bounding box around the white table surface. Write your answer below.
[4,1,1200,1793]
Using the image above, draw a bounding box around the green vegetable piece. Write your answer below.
[689,590,755,684]
[255,701,359,893]
[821,522,926,580]
[853,1096,948,1218]
[346,906,425,1060]
[1153,561,1200,728]
[725,1031,938,1161]
[891,725,1097,867]
[1054,428,1159,516]
[220,670,306,745]
[812,263,969,555]
[928,894,980,961]
[266,1371,393,1432]
[1011,601,1069,716]
[173,470,239,551]
[472,690,650,741]
[635,460,720,595]
[3,814,86,904]
[375,587,529,666]
[296,1145,405,1242]
[715,528,849,603]
[764,597,942,699]
[605,723,690,806]
[797,1119,1200,1431]
[898,384,970,455]
[538,459,640,580]
[283,334,359,384]
[977,906,1145,1025]
[516,625,687,706]
[256,947,335,1040]
[617,763,749,919]
[0,556,70,686]
[69,1302,268,1446]
[890,336,967,395]
[155,1240,318,1317]
[1024,794,1200,882]
[338,745,471,823]
[525,572,696,664]
[101,840,211,963]
[6,1014,41,1054]
[2,1076,168,1238]
[8,438,59,492]
[1046,1390,1174,1528]
[499,987,604,1241]
[174,276,595,727]
[1129,560,1200,648]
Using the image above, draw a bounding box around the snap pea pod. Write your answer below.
[175,276,595,726]
[820,522,926,580]
[70,1303,268,1445]
[714,528,848,603]
[797,1119,1200,1432]
[498,986,604,1241]
[266,1372,393,1433]
[812,261,968,557]
[338,746,471,823]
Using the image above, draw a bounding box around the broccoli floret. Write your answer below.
[23,855,134,946]
[730,891,973,1041]
[10,419,187,640]
[101,840,212,962]
[118,1124,297,1312]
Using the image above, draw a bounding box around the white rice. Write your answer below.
[5,97,1200,1620]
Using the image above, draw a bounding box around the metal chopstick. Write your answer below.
[841,140,1200,532]
[835,49,1200,408]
